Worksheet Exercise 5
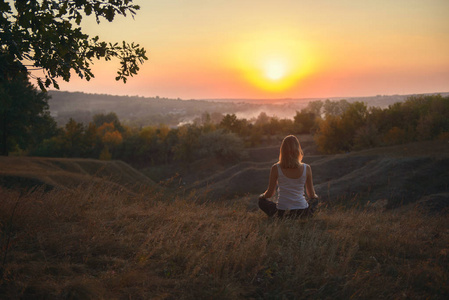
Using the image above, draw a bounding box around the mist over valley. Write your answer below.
[48,91,449,127]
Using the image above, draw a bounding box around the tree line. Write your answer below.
[312,95,449,153]
[4,94,441,167]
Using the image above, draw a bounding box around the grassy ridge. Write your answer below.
[0,156,155,192]
[1,184,448,299]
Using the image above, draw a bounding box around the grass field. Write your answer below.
[1,182,448,299]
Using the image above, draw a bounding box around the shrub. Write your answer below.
[353,123,380,150]
[99,146,112,160]
[198,129,244,162]
[383,126,407,145]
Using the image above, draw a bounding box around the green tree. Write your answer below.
[293,110,317,134]
[63,118,86,157]
[266,117,281,135]
[303,100,323,118]
[315,102,367,153]
[340,101,367,134]
[353,123,380,150]
[83,122,100,157]
[1,0,147,89]
[323,99,349,118]
[220,114,245,134]
[93,112,125,133]
[198,129,244,162]
[255,112,270,126]
[0,76,56,155]
[314,116,346,154]
[173,125,201,162]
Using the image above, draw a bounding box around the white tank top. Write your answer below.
[276,163,309,210]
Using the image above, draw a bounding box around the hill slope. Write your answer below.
[189,140,449,211]
[0,157,155,193]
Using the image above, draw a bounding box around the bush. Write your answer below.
[99,146,112,160]
[198,129,244,162]
[353,123,380,150]
[383,126,407,145]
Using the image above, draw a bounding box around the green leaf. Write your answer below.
[37,78,46,92]
[52,78,60,90]
[84,4,92,16]
[0,1,11,12]
[106,6,115,22]
[75,13,82,25]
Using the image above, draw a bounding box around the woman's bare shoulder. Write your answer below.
[305,163,313,174]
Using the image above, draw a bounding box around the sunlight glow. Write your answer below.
[264,59,287,81]
[230,32,317,94]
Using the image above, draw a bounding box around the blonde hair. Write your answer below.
[278,135,303,168]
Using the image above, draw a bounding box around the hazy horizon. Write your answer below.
[50,89,449,103]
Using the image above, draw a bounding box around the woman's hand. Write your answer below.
[305,165,318,200]
[259,193,266,200]
[262,164,278,199]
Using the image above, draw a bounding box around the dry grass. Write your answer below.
[0,183,448,299]
[0,156,155,192]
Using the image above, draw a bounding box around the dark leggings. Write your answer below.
[258,198,314,219]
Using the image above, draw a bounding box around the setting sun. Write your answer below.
[264,59,288,81]
[230,32,317,94]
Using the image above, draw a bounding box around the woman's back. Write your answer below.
[276,163,309,210]
[279,164,304,179]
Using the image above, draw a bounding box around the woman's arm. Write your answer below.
[260,164,278,199]
[305,164,318,199]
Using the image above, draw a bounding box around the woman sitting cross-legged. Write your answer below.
[259,135,318,219]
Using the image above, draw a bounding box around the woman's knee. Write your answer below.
[258,197,266,208]
[258,198,277,217]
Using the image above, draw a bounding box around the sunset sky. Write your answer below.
[54,0,449,100]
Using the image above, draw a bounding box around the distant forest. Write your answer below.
[48,91,449,128]
[48,91,261,127]
[27,93,449,168]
